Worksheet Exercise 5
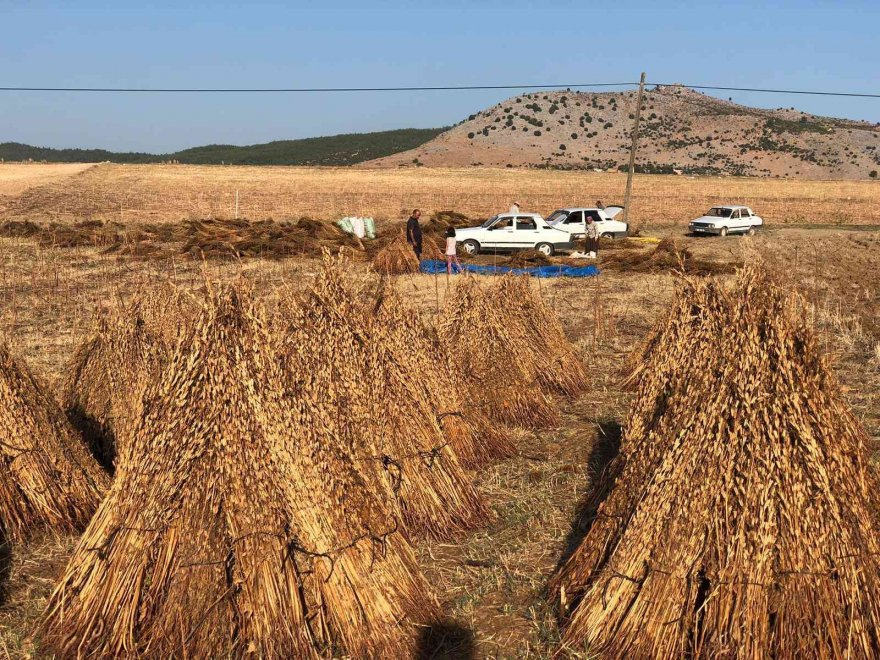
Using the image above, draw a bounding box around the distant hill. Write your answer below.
[0,128,446,166]
[365,87,880,179]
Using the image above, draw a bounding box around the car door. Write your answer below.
[484,215,515,248]
[515,216,541,248]
[729,209,742,230]
[563,210,585,237]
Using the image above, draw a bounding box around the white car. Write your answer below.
[689,206,763,237]
[546,206,629,239]
[456,213,575,256]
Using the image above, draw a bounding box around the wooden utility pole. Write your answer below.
[622,72,646,230]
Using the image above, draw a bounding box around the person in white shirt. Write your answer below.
[445,227,462,275]
[509,201,520,214]
[585,215,599,258]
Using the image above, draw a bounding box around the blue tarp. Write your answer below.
[419,259,599,278]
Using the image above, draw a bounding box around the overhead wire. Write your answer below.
[0,82,876,98]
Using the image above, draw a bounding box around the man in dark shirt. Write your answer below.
[406,209,423,259]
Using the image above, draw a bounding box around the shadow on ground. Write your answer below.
[417,621,476,660]
[554,419,622,572]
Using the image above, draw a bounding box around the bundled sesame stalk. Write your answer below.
[275,255,490,539]
[42,283,439,658]
[0,343,108,543]
[551,265,880,658]
[371,281,514,470]
[491,275,588,397]
[438,276,559,429]
[60,285,188,471]
[372,234,444,275]
[372,234,420,275]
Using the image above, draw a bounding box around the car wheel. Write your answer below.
[719,227,729,237]
[600,232,614,239]
[461,240,480,256]
[536,242,554,257]
[746,227,756,237]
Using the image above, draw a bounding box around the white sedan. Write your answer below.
[546,206,629,238]
[455,213,575,256]
[689,206,764,237]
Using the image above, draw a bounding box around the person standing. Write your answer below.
[509,201,521,214]
[406,209,423,259]
[444,227,462,275]
[585,214,599,258]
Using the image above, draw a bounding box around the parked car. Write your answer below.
[546,206,629,239]
[689,206,763,237]
[455,213,575,256]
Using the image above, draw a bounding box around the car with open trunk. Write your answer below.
[546,206,629,239]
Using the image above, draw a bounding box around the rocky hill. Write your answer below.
[365,86,880,179]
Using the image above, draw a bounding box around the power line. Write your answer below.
[0,82,637,93]
[652,83,880,99]
[0,81,877,98]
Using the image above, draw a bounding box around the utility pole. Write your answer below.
[622,72,646,231]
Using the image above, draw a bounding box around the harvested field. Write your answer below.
[1,162,879,226]
[0,163,95,199]
[0,208,878,656]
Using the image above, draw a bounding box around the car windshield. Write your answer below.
[546,210,567,225]
[481,215,500,228]
[707,207,733,218]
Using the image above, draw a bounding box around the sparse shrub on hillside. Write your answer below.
[467,132,475,139]
[534,130,542,136]
[870,170,878,178]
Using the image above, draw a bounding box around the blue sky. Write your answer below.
[1,0,878,152]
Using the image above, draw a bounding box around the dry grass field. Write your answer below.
[0,163,96,199]
[0,163,878,656]
[0,212,878,656]
[1,163,879,228]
